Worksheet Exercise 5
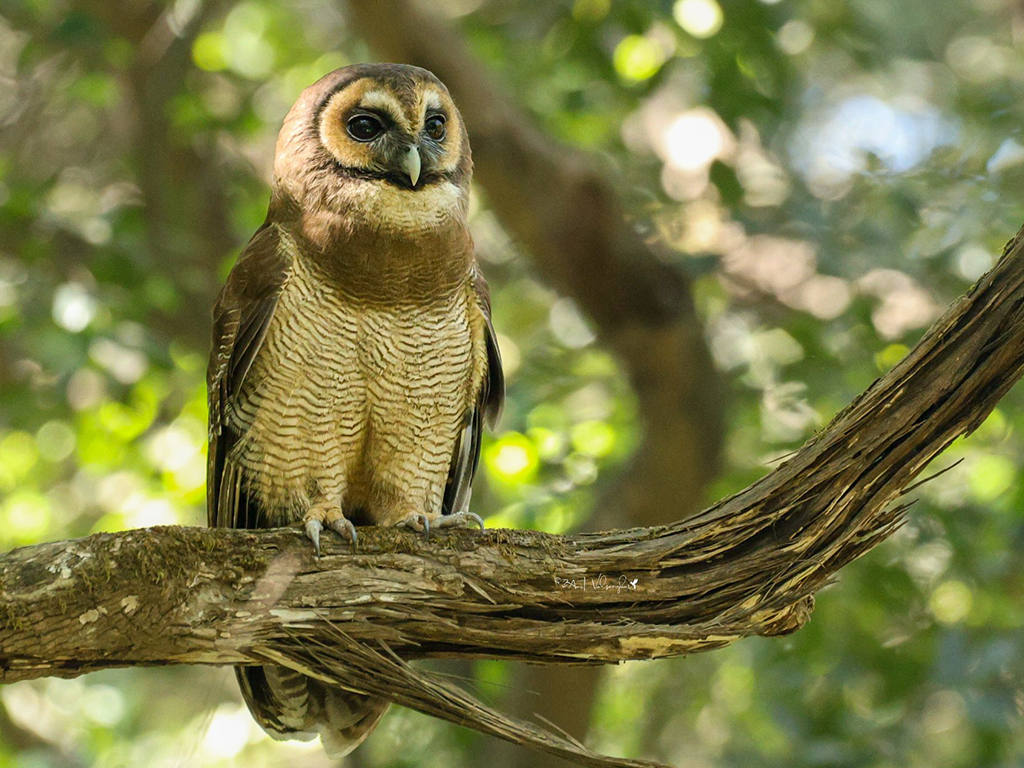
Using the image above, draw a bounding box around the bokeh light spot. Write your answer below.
[663,110,729,171]
[485,433,539,483]
[613,35,667,82]
[673,0,723,38]
[192,32,227,71]
[930,580,973,624]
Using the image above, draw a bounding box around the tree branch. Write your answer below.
[4,224,1024,765]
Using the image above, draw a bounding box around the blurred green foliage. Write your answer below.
[1,0,1023,766]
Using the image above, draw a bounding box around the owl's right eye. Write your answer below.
[347,115,384,142]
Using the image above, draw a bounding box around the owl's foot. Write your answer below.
[434,512,485,532]
[394,511,485,542]
[395,511,434,541]
[303,503,357,556]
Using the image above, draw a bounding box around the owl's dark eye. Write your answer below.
[347,115,384,142]
[424,114,446,141]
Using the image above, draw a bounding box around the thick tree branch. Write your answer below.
[4,224,1024,767]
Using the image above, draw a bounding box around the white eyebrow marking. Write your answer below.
[423,89,444,113]
[359,89,409,128]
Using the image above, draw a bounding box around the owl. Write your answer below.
[206,63,504,757]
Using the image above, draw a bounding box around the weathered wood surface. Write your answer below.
[4,224,1024,766]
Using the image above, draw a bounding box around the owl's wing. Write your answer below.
[207,223,290,530]
[474,269,505,431]
[443,268,505,515]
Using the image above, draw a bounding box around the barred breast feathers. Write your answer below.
[230,243,481,527]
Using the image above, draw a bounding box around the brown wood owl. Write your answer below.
[206,63,503,757]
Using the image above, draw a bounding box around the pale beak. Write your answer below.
[402,145,421,187]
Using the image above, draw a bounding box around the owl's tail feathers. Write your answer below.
[235,665,390,758]
[316,683,391,760]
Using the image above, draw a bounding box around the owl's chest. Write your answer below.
[238,263,476,432]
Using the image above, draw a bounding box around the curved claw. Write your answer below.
[435,512,485,531]
[397,513,431,542]
[328,517,358,551]
[304,518,323,557]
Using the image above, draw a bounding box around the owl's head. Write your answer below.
[272,63,472,233]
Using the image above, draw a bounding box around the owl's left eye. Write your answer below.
[347,115,384,142]
[424,115,446,141]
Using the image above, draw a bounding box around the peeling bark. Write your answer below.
[4,224,1024,767]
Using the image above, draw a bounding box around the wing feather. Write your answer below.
[442,269,505,515]
[207,223,290,530]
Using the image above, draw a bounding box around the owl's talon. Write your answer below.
[329,517,358,551]
[434,512,485,531]
[304,518,323,557]
[397,512,431,541]
[303,502,355,555]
